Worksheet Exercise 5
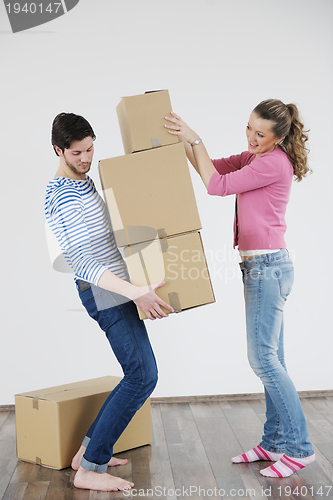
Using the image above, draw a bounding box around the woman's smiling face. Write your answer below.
[246,112,283,157]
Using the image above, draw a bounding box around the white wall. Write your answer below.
[1,0,332,405]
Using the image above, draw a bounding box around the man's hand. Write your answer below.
[97,271,174,320]
[133,281,174,320]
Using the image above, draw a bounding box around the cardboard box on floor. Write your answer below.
[99,143,201,247]
[116,90,179,154]
[15,376,151,470]
[124,231,215,320]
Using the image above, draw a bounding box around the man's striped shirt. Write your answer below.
[44,175,128,285]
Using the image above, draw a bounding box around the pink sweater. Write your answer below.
[208,148,293,250]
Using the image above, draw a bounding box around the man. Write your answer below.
[45,113,173,492]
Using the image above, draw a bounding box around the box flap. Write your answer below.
[15,376,122,403]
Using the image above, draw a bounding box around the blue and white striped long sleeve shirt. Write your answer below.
[44,175,128,285]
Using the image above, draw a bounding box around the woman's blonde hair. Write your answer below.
[253,99,311,181]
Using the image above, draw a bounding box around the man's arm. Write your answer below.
[97,270,173,320]
[47,188,173,320]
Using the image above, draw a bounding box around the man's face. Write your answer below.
[58,136,94,179]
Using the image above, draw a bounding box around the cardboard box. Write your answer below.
[124,231,215,319]
[116,90,179,154]
[15,376,151,470]
[99,143,201,247]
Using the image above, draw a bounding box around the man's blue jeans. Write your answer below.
[77,283,158,473]
[240,249,314,458]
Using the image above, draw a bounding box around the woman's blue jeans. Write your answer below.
[240,249,314,458]
[77,283,158,473]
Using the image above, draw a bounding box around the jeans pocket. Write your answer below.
[241,266,261,290]
[274,264,294,300]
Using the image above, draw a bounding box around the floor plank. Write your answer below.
[161,403,220,499]
[303,398,333,441]
[220,399,264,452]
[0,459,17,500]
[190,402,246,476]
[248,398,267,425]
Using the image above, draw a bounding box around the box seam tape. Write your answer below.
[157,228,169,252]
[150,137,162,148]
[168,292,182,313]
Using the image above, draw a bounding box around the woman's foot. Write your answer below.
[71,445,128,470]
[232,445,284,463]
[260,453,315,478]
[74,466,134,491]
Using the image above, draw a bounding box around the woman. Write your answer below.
[165,100,315,478]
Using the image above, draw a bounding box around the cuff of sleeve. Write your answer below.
[76,265,109,287]
[91,265,109,286]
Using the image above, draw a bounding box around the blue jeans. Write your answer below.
[77,283,158,473]
[240,249,314,458]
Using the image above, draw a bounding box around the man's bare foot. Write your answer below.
[108,456,128,466]
[74,466,134,491]
[71,445,128,470]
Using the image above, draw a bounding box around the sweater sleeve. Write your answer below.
[49,188,108,285]
[211,151,253,175]
[208,151,283,197]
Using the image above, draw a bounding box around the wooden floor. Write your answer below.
[1,396,332,499]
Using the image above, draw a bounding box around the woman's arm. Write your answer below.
[165,112,216,190]
[178,135,199,173]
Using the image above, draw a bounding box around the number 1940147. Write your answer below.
[5,3,62,14]
[277,485,332,496]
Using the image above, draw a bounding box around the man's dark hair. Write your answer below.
[51,112,96,156]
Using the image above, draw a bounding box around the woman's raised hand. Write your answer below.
[164,112,200,145]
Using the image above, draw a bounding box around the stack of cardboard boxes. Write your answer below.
[99,90,215,319]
